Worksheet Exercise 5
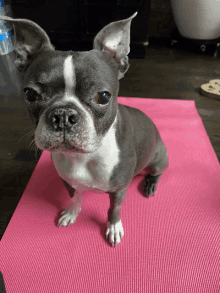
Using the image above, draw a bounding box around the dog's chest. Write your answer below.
[51,145,119,193]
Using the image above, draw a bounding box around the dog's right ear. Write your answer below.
[93,12,137,80]
[0,15,54,72]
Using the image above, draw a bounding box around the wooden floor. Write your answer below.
[0,46,220,239]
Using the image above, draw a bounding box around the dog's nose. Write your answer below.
[49,108,80,130]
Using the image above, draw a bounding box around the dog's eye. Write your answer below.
[24,88,40,103]
[96,91,111,105]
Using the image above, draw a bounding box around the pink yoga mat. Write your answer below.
[1,97,220,292]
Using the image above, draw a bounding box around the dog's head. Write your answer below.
[0,13,137,153]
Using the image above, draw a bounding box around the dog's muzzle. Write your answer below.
[48,107,80,131]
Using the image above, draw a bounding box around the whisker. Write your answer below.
[23,125,35,131]
[27,138,36,154]
[17,128,35,144]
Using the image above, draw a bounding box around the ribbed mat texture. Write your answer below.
[1,98,220,292]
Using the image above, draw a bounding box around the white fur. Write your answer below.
[58,190,82,227]
[63,55,89,114]
[106,220,124,247]
[51,115,120,192]
[63,55,76,93]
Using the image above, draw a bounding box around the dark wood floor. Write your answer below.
[0,46,220,239]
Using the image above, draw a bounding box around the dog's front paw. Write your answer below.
[57,204,81,227]
[106,220,124,247]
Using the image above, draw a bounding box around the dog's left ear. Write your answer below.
[93,12,137,80]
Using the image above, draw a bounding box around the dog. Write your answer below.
[0,12,168,247]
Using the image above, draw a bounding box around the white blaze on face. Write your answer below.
[62,55,100,152]
[63,55,76,96]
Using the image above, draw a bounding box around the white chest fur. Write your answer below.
[51,120,120,193]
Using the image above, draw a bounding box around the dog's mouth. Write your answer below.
[35,117,102,154]
[48,142,82,152]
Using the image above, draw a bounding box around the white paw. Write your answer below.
[106,220,124,247]
[57,204,81,227]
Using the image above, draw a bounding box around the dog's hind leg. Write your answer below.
[143,140,168,197]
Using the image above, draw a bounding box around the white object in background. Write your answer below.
[170,0,220,40]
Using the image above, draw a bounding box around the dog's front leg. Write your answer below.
[58,179,82,227]
[106,189,127,247]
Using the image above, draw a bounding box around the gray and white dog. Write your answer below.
[0,13,168,247]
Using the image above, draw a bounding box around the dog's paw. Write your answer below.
[106,220,124,247]
[57,204,81,227]
[143,174,158,197]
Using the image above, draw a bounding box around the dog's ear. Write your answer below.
[93,12,137,79]
[0,15,54,72]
